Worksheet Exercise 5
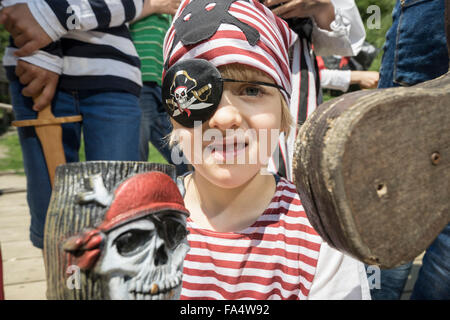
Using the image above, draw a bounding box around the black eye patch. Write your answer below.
[162,59,289,128]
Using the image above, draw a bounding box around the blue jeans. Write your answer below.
[138,83,188,175]
[369,224,450,300]
[410,223,450,300]
[378,0,448,88]
[368,262,413,300]
[9,79,141,249]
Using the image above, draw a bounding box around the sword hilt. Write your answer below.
[12,103,82,187]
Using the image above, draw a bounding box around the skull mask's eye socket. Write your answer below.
[163,218,188,250]
[114,229,154,257]
[154,213,188,250]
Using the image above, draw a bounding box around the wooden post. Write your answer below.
[292,2,450,268]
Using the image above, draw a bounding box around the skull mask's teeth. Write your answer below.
[127,271,183,299]
[150,283,159,295]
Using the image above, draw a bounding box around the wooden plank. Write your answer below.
[4,280,47,300]
[1,241,42,261]
[0,226,31,243]
[3,256,45,285]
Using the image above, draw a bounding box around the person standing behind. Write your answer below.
[131,0,189,175]
[0,0,145,250]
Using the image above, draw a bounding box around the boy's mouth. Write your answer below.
[206,137,249,162]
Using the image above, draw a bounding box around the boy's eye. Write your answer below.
[241,85,262,97]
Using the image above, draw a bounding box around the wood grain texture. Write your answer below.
[293,73,450,268]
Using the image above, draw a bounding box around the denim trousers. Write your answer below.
[371,0,450,299]
[9,79,141,249]
[138,83,188,176]
[378,0,449,88]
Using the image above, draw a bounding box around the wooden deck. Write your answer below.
[0,174,46,300]
[0,172,423,300]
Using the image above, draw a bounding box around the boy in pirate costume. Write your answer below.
[162,0,370,299]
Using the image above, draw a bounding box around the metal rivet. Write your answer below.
[431,152,441,165]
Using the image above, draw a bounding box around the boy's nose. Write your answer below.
[208,94,243,130]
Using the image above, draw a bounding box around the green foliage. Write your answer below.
[357,0,397,71]
[0,131,24,172]
[0,25,10,60]
[0,130,167,173]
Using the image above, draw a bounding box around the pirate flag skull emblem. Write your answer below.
[163,59,223,127]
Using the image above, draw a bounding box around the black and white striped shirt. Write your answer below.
[2,0,144,96]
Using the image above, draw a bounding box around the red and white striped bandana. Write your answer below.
[162,0,298,105]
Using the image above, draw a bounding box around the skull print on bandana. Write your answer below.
[164,0,260,70]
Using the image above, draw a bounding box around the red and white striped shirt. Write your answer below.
[181,177,323,300]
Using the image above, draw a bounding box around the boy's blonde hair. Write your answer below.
[168,63,293,147]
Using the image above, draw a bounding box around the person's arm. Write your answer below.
[320,68,352,92]
[307,242,371,300]
[350,70,379,89]
[264,0,366,57]
[311,0,366,57]
[265,0,336,31]
[320,69,379,91]
[0,0,145,56]
[137,0,181,20]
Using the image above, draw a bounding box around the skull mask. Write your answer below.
[98,212,189,300]
[64,171,190,300]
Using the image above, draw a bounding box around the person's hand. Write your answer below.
[351,71,379,89]
[264,0,332,19]
[140,0,182,18]
[15,60,59,111]
[0,4,53,57]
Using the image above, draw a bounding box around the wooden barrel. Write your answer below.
[43,161,176,299]
[293,72,450,268]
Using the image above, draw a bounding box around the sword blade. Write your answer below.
[34,106,66,188]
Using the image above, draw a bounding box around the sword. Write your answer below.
[12,101,82,187]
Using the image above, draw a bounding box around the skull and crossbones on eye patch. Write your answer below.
[166,70,213,117]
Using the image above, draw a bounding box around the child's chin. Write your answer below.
[203,164,262,188]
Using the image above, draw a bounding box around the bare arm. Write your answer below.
[264,0,335,31]
[139,0,181,19]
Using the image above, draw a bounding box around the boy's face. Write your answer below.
[172,70,283,188]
